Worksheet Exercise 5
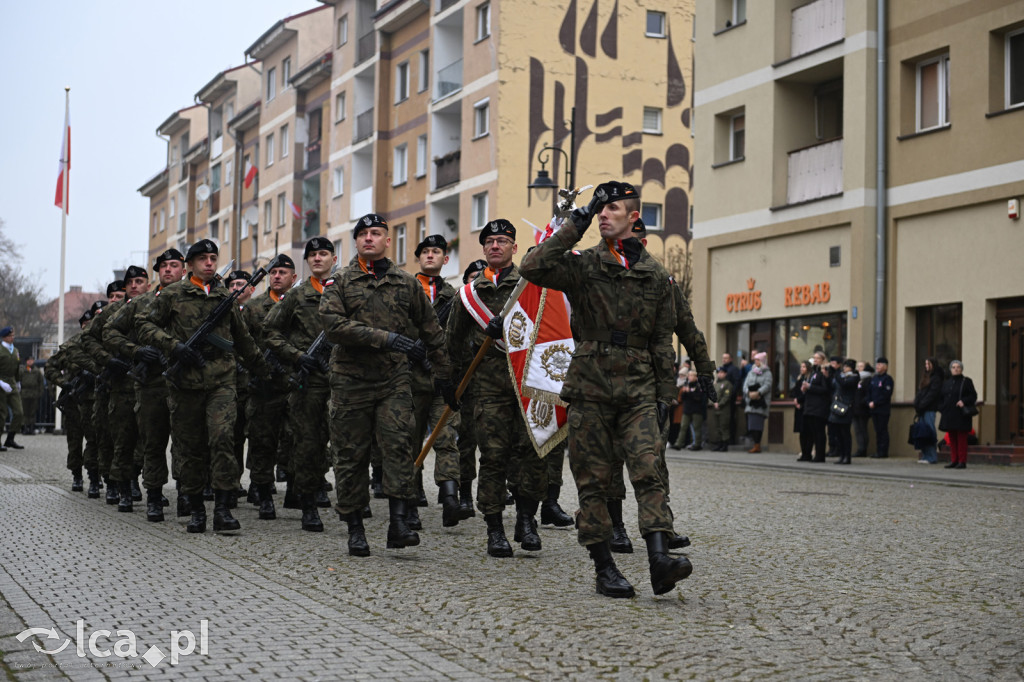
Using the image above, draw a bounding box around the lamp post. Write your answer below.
[528,106,576,202]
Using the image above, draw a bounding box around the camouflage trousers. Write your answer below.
[139,381,175,490]
[412,389,461,484]
[457,399,478,482]
[167,384,239,495]
[546,446,567,488]
[330,373,416,514]
[93,391,114,478]
[473,394,547,515]
[706,406,732,445]
[287,386,331,496]
[608,418,673,501]
[63,401,84,471]
[0,386,23,435]
[108,385,140,483]
[79,394,98,472]
[245,391,289,486]
[567,400,674,547]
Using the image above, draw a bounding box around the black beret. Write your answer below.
[463,259,487,283]
[270,254,296,270]
[224,270,252,286]
[631,218,647,237]
[106,280,125,297]
[479,219,516,244]
[185,239,219,261]
[79,311,93,325]
[876,356,889,365]
[90,300,107,314]
[415,234,448,257]
[0,326,11,338]
[594,181,639,204]
[153,248,185,271]
[124,265,148,281]
[304,236,335,259]
[353,213,389,239]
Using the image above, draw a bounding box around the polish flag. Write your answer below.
[243,161,258,188]
[54,103,70,213]
[290,201,302,219]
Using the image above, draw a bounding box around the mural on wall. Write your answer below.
[526,0,694,246]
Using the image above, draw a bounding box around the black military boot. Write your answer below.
[588,541,636,598]
[276,465,288,482]
[484,512,513,558]
[322,477,333,492]
[130,477,142,502]
[186,495,207,533]
[225,489,237,510]
[283,483,300,509]
[146,488,164,522]
[4,433,24,449]
[300,494,324,532]
[645,531,693,595]
[667,533,692,550]
[362,505,372,518]
[315,482,331,508]
[117,481,133,513]
[371,466,385,499]
[203,484,215,501]
[406,503,422,531]
[458,480,476,519]
[386,497,420,549]
[540,484,574,527]
[212,490,241,532]
[513,498,542,551]
[176,481,189,517]
[438,480,461,527]
[344,511,371,557]
[257,483,276,520]
[415,470,428,507]
[246,482,260,505]
[87,470,101,498]
[105,477,119,505]
[607,499,633,553]
[71,469,84,492]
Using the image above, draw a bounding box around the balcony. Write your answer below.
[354,108,375,143]
[436,0,458,13]
[434,59,462,101]
[350,186,373,220]
[786,138,842,205]
[791,0,844,58]
[434,150,460,189]
[357,31,376,65]
[306,140,321,172]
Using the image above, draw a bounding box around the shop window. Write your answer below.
[915,303,962,378]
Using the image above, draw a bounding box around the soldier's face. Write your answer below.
[191,253,218,281]
[483,237,517,269]
[417,247,448,275]
[109,291,126,302]
[355,227,389,260]
[268,267,296,294]
[126,276,149,298]
[597,201,639,241]
[228,279,253,303]
[306,249,336,278]
[158,260,185,286]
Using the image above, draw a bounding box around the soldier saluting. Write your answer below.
[137,239,269,534]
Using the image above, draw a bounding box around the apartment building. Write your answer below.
[691,0,1024,451]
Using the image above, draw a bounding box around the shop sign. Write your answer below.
[726,279,762,312]
[785,282,831,307]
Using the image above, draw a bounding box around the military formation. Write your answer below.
[40,187,715,599]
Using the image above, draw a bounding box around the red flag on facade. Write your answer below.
[54,100,70,212]
[244,160,258,188]
[290,201,302,219]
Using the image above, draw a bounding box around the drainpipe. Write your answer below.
[874,0,887,361]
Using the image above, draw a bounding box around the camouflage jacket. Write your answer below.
[446,264,522,400]
[0,341,20,383]
[20,366,44,398]
[518,222,677,405]
[264,278,329,387]
[136,276,266,391]
[81,301,120,373]
[319,257,450,383]
[44,345,67,387]
[673,282,715,376]
[103,290,164,386]
[243,290,285,345]
[409,274,456,395]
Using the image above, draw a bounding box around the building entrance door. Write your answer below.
[996,300,1024,444]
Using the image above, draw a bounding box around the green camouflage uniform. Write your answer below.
[91,299,142,484]
[66,319,101,475]
[45,343,84,470]
[446,265,548,515]
[264,278,331,495]
[0,340,22,438]
[19,364,43,431]
[319,257,451,514]
[80,307,119,481]
[137,277,267,495]
[242,290,291,487]
[706,378,734,446]
[519,222,677,547]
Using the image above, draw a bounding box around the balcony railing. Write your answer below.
[791,0,844,58]
[357,31,376,64]
[354,108,375,143]
[786,138,843,205]
[434,150,460,189]
[434,59,463,101]
[436,0,458,13]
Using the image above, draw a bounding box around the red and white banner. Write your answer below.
[290,201,302,219]
[54,100,70,213]
[504,214,573,457]
[244,161,258,189]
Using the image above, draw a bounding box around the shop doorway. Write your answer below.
[996,299,1024,444]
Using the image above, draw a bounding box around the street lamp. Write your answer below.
[528,107,576,202]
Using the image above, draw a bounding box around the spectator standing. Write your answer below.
[939,360,977,469]
[867,357,894,458]
[799,351,830,463]
[852,362,873,457]
[829,359,859,465]
[791,360,811,442]
[673,370,707,450]
[20,357,44,435]
[742,351,772,453]
[912,357,944,464]
[706,366,733,451]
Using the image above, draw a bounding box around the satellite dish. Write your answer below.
[196,184,211,201]
[243,205,259,225]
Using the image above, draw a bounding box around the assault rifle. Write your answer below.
[293,331,333,390]
[128,349,166,385]
[54,371,95,412]
[94,357,132,393]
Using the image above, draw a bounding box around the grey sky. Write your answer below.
[0,0,318,303]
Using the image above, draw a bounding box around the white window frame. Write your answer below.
[263,199,273,234]
[730,112,745,160]
[266,133,275,166]
[266,66,277,102]
[335,92,346,122]
[476,2,491,41]
[280,124,289,158]
[473,98,490,138]
[916,53,950,132]
[333,166,345,197]
[732,0,746,25]
[418,49,430,93]
[169,197,176,218]
[337,15,349,47]
[223,216,230,242]
[225,158,233,186]
[642,106,663,134]
[415,134,428,178]
[282,57,291,90]
[417,216,427,242]
[278,192,287,226]
[159,207,166,232]
[211,163,222,192]
[1006,28,1024,109]
[641,203,663,231]
[395,61,410,103]
[241,215,249,239]
[393,144,408,186]
[395,223,407,265]
[472,191,488,229]
[645,11,666,37]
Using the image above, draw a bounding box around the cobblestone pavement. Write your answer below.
[1,434,1022,681]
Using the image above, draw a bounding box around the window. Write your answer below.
[169,197,176,218]
[646,11,666,37]
[278,193,287,226]
[417,216,427,242]
[335,92,346,122]
[159,207,166,232]
[266,133,275,166]
[241,214,249,239]
[282,57,291,90]
[716,0,746,30]
[641,203,662,230]
[916,54,950,131]
[730,113,745,160]
[472,191,488,228]
[473,99,490,138]
[395,223,407,265]
[337,14,349,47]
[1006,28,1024,109]
[151,212,158,237]
[264,200,273,233]
[395,61,410,103]
[225,158,233,186]
[223,216,230,242]
[393,144,408,185]
[476,2,490,41]
[210,219,219,241]
[829,246,841,267]
[642,106,663,134]
[418,50,430,93]
[211,164,221,192]
[416,134,428,177]
[225,101,234,123]
[333,166,345,197]
[280,124,289,158]
[266,66,277,102]
[915,303,962,377]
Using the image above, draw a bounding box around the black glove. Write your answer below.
[171,342,205,368]
[385,331,416,353]
[483,316,504,340]
[134,345,162,365]
[569,205,596,234]
[697,374,718,403]
[656,401,670,430]
[436,378,460,412]
[297,354,321,375]
[407,340,427,364]
[106,357,131,376]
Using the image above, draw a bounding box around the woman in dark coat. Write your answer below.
[798,351,831,462]
[939,359,977,469]
[828,359,860,465]
[792,360,811,439]
[912,357,944,464]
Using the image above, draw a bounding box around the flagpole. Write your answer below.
[55,87,70,433]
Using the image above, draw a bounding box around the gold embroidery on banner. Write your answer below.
[507,310,529,349]
[530,398,554,428]
[540,344,572,382]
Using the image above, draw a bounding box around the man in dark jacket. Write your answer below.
[799,351,831,463]
[867,357,894,458]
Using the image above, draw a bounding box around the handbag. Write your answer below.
[958,378,979,417]
[831,397,850,417]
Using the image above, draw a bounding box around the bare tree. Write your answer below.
[0,218,45,338]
